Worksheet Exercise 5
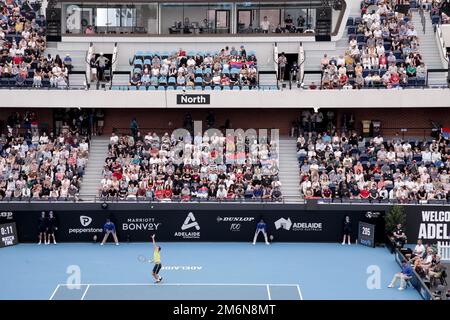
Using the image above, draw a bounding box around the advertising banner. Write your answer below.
[10,209,384,243]
[405,207,450,244]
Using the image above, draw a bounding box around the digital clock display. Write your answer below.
[0,222,18,248]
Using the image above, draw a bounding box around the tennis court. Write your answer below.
[0,242,421,300]
[50,283,302,300]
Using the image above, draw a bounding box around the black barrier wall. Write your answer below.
[0,205,384,243]
[0,202,447,244]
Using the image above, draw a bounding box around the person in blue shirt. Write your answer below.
[388,260,413,290]
[101,219,119,245]
[253,219,270,245]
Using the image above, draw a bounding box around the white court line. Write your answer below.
[80,284,90,300]
[296,284,304,300]
[49,284,61,300]
[266,285,272,300]
[57,283,299,287]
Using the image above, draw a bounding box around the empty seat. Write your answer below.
[158,76,167,85]
[195,76,203,84]
[408,77,417,86]
[168,77,176,85]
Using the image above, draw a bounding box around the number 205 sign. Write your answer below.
[358,221,375,248]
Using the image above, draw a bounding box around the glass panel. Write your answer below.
[215,10,229,33]
[161,3,230,35]
[237,10,252,33]
[134,3,158,34]
[260,9,280,31]
[64,3,93,34]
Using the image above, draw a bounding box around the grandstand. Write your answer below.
[0,0,449,304]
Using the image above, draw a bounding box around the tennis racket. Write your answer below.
[137,255,154,263]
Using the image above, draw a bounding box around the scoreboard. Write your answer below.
[358,221,375,248]
[0,222,18,248]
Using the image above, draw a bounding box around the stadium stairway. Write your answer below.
[68,73,87,88]
[111,73,131,87]
[79,136,110,200]
[44,42,88,72]
[302,26,351,86]
[411,11,448,86]
[278,137,302,203]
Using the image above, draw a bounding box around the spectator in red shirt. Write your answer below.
[379,54,387,70]
[339,73,349,86]
[390,72,400,88]
[112,169,123,180]
[360,186,370,200]
[220,74,230,86]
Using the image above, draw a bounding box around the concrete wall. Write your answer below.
[2,88,450,109]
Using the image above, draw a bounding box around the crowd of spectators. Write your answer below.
[0,0,57,88]
[99,129,281,201]
[320,0,427,89]
[130,46,258,90]
[408,239,447,288]
[0,111,89,201]
[296,130,450,202]
[424,0,450,25]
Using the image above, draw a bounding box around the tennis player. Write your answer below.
[151,234,163,283]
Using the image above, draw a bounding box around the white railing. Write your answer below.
[437,241,450,261]
[85,43,94,84]
[435,24,449,66]
[111,43,119,74]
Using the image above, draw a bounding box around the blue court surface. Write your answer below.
[0,242,421,300]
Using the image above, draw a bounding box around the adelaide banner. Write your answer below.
[405,206,450,243]
[9,209,385,243]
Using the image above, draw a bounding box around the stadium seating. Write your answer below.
[319,0,428,89]
[0,1,70,88]
[129,46,259,90]
[0,111,89,201]
[99,131,282,201]
[296,130,449,203]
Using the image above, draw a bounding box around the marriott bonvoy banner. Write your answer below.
[406,207,450,243]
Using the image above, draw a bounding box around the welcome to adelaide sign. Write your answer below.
[406,207,450,243]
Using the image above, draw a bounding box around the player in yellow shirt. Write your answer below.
[151,234,163,283]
